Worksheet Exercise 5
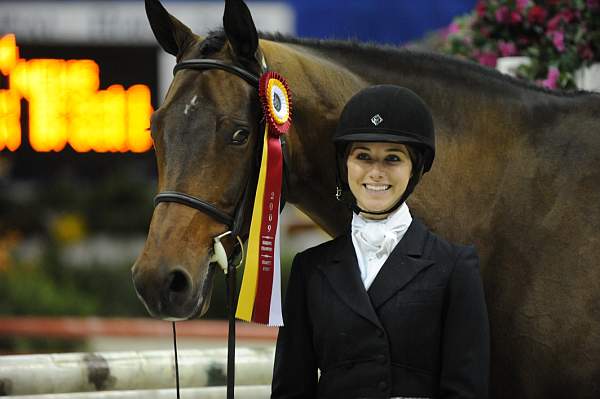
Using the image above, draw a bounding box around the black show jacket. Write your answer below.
[271,218,489,399]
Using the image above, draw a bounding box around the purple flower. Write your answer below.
[587,0,599,9]
[499,40,518,56]
[549,30,565,53]
[542,67,560,89]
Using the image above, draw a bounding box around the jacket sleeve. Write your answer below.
[271,252,318,398]
[439,245,490,399]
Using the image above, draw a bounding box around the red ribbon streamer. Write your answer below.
[251,133,283,324]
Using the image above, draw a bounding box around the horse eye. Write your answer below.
[231,129,249,145]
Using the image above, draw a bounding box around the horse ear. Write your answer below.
[223,0,259,63]
[145,0,195,57]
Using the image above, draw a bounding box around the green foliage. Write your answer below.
[0,262,98,316]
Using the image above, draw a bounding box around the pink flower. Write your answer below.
[510,11,523,24]
[547,10,575,32]
[547,15,562,31]
[516,0,530,12]
[448,22,460,35]
[542,67,560,89]
[495,6,510,23]
[442,22,460,40]
[476,51,498,67]
[495,6,523,25]
[549,30,565,52]
[499,40,518,56]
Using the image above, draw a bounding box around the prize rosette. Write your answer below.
[259,72,292,135]
[236,71,293,326]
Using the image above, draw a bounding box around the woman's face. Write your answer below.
[346,142,412,218]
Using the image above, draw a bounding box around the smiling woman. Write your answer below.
[272,85,490,399]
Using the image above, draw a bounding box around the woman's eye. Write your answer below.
[386,155,401,162]
[356,153,370,160]
[231,129,249,145]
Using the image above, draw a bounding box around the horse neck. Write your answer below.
[260,38,556,241]
[261,40,366,236]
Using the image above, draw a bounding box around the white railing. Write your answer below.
[0,347,274,398]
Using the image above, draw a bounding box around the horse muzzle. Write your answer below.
[132,256,216,320]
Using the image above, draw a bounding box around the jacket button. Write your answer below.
[378,381,388,391]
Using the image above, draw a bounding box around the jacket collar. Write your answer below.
[317,218,434,327]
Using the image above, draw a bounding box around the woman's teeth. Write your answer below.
[364,184,390,191]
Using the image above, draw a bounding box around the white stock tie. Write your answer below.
[351,203,413,290]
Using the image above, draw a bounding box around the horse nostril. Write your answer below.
[168,269,191,294]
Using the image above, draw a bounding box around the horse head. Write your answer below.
[132,0,264,320]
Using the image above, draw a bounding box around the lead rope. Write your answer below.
[226,257,236,399]
[173,322,180,399]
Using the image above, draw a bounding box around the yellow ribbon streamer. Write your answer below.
[235,124,270,321]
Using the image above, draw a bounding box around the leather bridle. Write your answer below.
[153,56,284,399]
[154,59,265,237]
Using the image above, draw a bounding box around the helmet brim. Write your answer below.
[332,132,431,147]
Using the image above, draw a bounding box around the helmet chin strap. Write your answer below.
[352,198,404,216]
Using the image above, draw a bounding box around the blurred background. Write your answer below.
[0,0,478,356]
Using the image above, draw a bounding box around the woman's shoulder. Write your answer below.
[292,233,349,264]
[417,219,479,264]
[296,234,347,257]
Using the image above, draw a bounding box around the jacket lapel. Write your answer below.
[317,234,382,329]
[368,218,435,309]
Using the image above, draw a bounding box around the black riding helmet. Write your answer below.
[332,85,435,216]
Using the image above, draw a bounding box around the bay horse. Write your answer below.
[132,0,600,397]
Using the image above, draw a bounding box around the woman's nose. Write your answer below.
[367,162,385,179]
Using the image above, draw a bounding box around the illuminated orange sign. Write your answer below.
[0,34,153,153]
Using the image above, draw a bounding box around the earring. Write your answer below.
[335,186,342,201]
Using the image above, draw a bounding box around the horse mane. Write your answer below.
[199,29,590,98]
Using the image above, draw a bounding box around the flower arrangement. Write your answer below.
[444,0,600,89]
